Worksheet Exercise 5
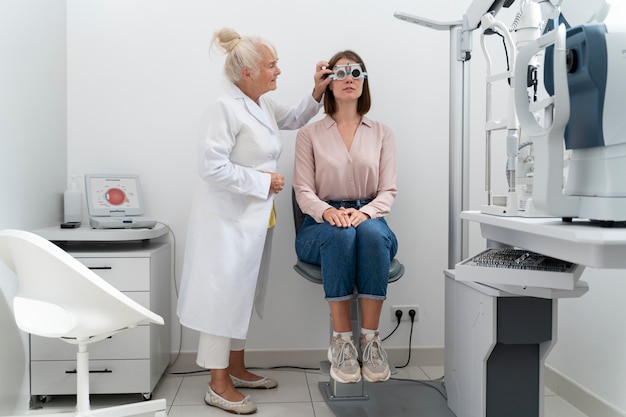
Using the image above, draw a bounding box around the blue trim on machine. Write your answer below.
[545,23,608,150]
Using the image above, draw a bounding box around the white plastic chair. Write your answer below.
[0,229,167,417]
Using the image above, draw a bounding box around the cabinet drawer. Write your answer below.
[74,257,150,291]
[31,325,151,360]
[31,359,153,395]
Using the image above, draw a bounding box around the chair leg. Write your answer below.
[72,340,167,417]
[76,342,91,416]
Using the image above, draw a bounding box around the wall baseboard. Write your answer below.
[545,365,625,417]
[166,347,444,375]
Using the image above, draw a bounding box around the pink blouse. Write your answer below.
[294,114,397,222]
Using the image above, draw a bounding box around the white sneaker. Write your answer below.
[327,334,361,383]
[360,332,390,382]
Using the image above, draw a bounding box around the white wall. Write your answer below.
[0,0,67,413]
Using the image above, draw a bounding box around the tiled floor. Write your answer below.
[30,365,587,417]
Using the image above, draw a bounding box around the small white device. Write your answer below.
[85,174,156,229]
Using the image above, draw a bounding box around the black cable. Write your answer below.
[382,309,403,342]
[389,377,448,400]
[252,365,320,371]
[167,365,321,376]
[166,369,211,375]
[396,309,416,368]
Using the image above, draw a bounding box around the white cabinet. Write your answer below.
[29,241,171,399]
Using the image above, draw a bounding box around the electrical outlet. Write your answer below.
[391,305,419,322]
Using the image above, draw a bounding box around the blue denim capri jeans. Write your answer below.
[295,205,398,302]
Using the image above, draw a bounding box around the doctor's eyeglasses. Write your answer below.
[330,62,367,81]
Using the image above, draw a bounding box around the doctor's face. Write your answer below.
[253,46,281,96]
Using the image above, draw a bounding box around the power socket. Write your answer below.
[392,305,419,322]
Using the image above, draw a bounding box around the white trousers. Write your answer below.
[196,333,246,369]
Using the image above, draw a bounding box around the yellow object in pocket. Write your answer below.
[268,200,276,228]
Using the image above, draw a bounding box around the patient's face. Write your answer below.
[329,58,364,102]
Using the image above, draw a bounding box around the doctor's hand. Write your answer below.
[323,207,350,228]
[312,61,332,102]
[268,172,285,194]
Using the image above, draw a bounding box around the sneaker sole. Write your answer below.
[362,368,390,383]
[330,366,362,384]
[327,348,361,384]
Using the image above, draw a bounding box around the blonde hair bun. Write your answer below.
[215,28,241,53]
[210,28,276,84]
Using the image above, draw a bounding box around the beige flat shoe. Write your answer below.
[204,386,257,415]
[230,375,278,389]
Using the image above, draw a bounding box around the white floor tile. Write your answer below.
[305,371,329,403]
[151,374,183,410]
[312,400,337,417]
[249,402,315,417]
[166,405,208,417]
[244,370,311,404]
[169,402,315,417]
[171,373,211,405]
[420,365,445,380]
[393,365,430,380]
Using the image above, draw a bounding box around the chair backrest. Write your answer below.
[292,188,307,235]
[0,229,163,341]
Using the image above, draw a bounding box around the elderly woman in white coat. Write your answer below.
[176,28,330,415]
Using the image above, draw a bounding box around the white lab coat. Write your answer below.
[177,83,321,340]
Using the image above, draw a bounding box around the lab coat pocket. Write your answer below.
[206,188,246,221]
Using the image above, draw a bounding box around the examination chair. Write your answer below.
[0,229,166,417]
[292,190,405,401]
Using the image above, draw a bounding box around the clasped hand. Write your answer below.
[323,207,370,228]
[268,172,284,194]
